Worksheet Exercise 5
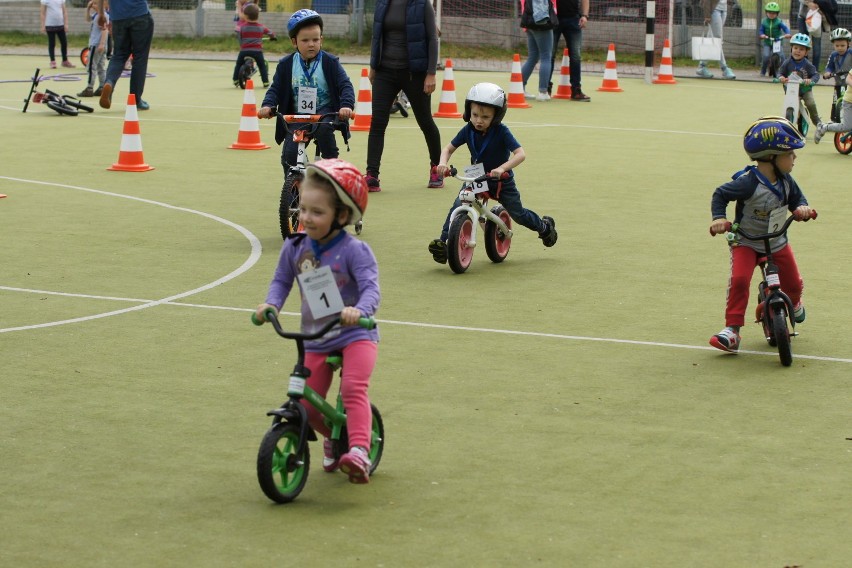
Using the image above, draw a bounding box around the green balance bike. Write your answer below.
[251,308,383,503]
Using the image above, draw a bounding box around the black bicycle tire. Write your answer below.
[447,214,474,274]
[772,305,793,367]
[484,205,511,264]
[46,100,78,116]
[256,423,309,504]
[279,174,300,240]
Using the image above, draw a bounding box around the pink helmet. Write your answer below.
[306,159,368,224]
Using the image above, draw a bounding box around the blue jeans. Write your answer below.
[521,29,553,93]
[797,16,822,71]
[440,180,544,242]
[105,12,154,100]
[548,17,583,90]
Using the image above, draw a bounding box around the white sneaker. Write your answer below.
[814,122,827,145]
[696,67,713,79]
[523,91,535,100]
[536,92,551,101]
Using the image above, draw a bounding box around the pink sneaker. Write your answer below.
[365,174,381,193]
[322,439,339,473]
[338,446,371,484]
[61,60,75,68]
[428,165,444,188]
[50,61,57,69]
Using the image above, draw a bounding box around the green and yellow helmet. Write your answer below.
[764,2,781,12]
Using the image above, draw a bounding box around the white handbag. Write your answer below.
[691,26,723,61]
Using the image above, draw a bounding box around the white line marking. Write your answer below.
[0,176,263,333]
[2,285,851,364]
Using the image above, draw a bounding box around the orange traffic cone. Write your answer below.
[507,53,530,109]
[552,48,572,99]
[108,94,154,172]
[433,59,462,118]
[229,79,269,150]
[352,68,373,132]
[653,38,677,85]
[597,44,623,93]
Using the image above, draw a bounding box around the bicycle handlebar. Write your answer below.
[723,210,817,242]
[447,165,510,183]
[273,112,351,144]
[251,307,376,339]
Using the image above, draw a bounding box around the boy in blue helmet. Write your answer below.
[708,116,815,353]
[779,33,822,135]
[258,9,355,209]
[427,82,558,264]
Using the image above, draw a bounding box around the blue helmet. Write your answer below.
[790,33,812,49]
[743,116,805,160]
[288,9,323,38]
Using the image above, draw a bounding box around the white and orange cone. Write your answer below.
[552,48,572,99]
[351,68,373,132]
[229,79,269,150]
[507,53,531,109]
[433,59,462,118]
[597,44,623,93]
[653,38,677,85]
[108,94,154,172]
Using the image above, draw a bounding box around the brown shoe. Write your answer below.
[77,87,94,97]
[570,89,591,102]
[99,83,113,109]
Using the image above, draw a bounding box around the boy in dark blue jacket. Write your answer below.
[259,9,355,183]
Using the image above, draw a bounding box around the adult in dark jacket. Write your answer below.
[366,0,443,192]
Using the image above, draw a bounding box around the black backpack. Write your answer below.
[520,0,558,31]
[816,0,839,27]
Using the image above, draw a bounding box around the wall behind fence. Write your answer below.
[0,0,833,65]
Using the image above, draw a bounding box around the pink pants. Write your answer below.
[303,340,377,450]
[724,244,803,327]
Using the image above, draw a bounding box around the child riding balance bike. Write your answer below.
[254,159,381,499]
[428,82,558,273]
[708,116,815,358]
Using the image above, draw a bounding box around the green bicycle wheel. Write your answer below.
[257,423,309,504]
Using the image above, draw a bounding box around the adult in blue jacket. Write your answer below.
[365,0,443,192]
[96,0,153,110]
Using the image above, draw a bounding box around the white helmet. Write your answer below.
[463,82,508,127]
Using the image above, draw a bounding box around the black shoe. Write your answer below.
[137,99,150,111]
[539,216,557,247]
[570,89,591,102]
[428,239,448,264]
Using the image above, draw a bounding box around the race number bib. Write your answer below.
[298,87,317,114]
[464,163,489,194]
[768,206,787,233]
[772,40,782,54]
[297,265,344,319]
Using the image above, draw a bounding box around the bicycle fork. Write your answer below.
[755,262,797,336]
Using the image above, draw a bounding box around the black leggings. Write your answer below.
[366,67,442,177]
[46,27,69,62]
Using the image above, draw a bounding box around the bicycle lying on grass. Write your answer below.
[273,112,358,238]
[724,210,817,367]
[251,308,384,503]
[442,166,513,274]
[22,68,94,116]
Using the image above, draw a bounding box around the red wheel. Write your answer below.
[834,132,852,155]
[484,205,512,263]
[80,47,89,68]
[447,214,474,274]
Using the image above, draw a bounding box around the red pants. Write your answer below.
[303,340,377,450]
[724,244,803,327]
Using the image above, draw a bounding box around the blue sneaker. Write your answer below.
[696,67,713,79]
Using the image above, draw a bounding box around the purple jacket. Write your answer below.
[265,233,380,352]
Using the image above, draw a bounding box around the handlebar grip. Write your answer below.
[251,307,279,326]
[358,317,376,330]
